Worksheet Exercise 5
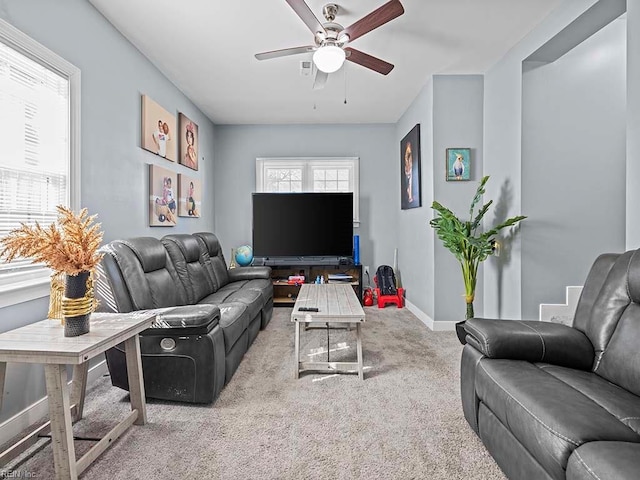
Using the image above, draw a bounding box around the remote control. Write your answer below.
[298,307,319,312]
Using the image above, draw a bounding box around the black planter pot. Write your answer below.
[64,271,91,337]
[455,320,467,345]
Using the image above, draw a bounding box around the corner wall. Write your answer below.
[0,0,216,426]
[482,0,601,319]
[432,75,484,322]
[395,82,435,318]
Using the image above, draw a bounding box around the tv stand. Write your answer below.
[262,256,344,266]
[267,259,363,306]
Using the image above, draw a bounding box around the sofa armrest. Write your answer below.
[227,266,272,282]
[142,305,220,336]
[465,318,594,370]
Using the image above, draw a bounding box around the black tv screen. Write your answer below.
[252,192,353,257]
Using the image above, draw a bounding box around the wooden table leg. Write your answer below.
[294,322,300,379]
[124,335,147,425]
[356,322,364,380]
[70,363,88,422]
[44,364,77,480]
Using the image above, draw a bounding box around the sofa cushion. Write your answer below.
[200,287,263,321]
[243,278,274,301]
[594,251,640,397]
[539,364,640,435]
[103,239,187,310]
[194,232,230,289]
[476,359,640,479]
[218,303,250,354]
[162,234,215,303]
[566,442,640,480]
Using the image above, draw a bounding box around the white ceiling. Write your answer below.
[89,0,564,125]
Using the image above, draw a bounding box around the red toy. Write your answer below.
[373,277,404,309]
[363,288,374,306]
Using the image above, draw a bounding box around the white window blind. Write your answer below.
[256,157,360,224]
[0,41,70,276]
[0,18,80,309]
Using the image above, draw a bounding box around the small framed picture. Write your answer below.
[400,124,421,209]
[178,174,201,217]
[446,148,471,181]
[178,113,199,171]
[149,164,177,226]
[141,95,176,162]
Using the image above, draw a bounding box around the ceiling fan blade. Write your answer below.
[342,0,404,43]
[313,69,328,90]
[345,48,394,75]
[255,46,315,60]
[285,0,327,35]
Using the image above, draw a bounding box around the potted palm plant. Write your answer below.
[430,176,526,344]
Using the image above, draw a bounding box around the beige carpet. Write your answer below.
[5,307,505,480]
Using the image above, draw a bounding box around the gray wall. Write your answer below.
[521,17,626,319]
[432,75,484,322]
[395,82,435,317]
[482,0,601,319]
[628,1,640,250]
[0,0,216,422]
[213,124,397,275]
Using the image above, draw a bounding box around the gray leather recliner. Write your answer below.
[461,249,640,480]
[96,232,273,403]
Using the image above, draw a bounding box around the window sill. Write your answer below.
[0,273,51,309]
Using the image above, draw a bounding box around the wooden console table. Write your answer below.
[0,311,156,479]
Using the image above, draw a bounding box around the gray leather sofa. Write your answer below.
[461,249,640,480]
[95,232,273,403]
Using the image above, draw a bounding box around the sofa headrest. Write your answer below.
[628,249,640,304]
[162,234,201,263]
[194,232,221,257]
[117,238,167,273]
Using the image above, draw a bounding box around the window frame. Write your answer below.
[255,157,360,225]
[0,18,81,309]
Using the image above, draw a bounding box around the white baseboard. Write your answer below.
[0,360,109,446]
[405,299,456,332]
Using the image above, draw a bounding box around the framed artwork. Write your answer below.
[178,113,199,171]
[446,148,471,181]
[178,174,201,217]
[400,124,421,210]
[149,164,177,226]
[141,95,177,162]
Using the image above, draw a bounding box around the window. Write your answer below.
[0,19,80,308]
[256,157,360,224]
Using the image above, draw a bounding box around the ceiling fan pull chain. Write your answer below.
[344,63,348,105]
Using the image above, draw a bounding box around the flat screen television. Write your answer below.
[252,192,353,258]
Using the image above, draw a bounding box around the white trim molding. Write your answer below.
[404,299,457,332]
[0,360,108,447]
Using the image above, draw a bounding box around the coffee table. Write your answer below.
[291,284,366,380]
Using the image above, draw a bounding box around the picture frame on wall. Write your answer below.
[400,124,421,210]
[446,148,471,181]
[149,164,177,226]
[141,95,177,162]
[178,174,201,217]
[178,113,199,171]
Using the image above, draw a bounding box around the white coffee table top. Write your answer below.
[291,284,365,323]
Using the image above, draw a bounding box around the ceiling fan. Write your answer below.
[255,0,404,90]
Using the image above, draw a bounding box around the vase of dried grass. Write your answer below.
[63,270,91,337]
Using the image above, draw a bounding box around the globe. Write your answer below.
[235,245,253,267]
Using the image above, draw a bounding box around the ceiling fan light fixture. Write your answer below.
[313,44,345,73]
